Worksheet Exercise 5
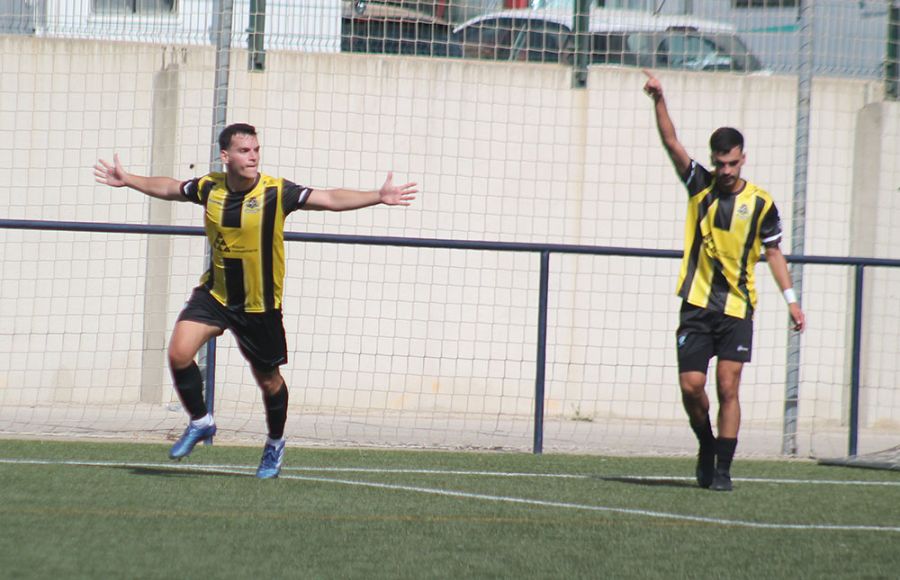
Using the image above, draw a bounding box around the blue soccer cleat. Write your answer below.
[256,439,285,479]
[169,423,217,460]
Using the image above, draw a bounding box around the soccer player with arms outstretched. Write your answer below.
[643,72,804,491]
[95,123,417,478]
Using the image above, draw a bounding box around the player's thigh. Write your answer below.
[713,314,753,364]
[676,304,715,374]
[715,359,744,399]
[170,287,229,367]
[232,310,288,375]
[168,320,223,368]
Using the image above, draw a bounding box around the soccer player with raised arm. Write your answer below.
[642,72,805,491]
[94,123,417,478]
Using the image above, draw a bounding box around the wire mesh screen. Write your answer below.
[2,0,899,459]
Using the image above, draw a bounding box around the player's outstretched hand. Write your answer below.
[379,171,418,206]
[642,69,663,101]
[789,303,805,332]
[94,154,128,188]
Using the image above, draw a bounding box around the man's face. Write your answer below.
[222,133,260,181]
[711,146,745,193]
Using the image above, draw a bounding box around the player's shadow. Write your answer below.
[113,465,247,479]
[594,475,696,489]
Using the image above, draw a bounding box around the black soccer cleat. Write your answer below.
[709,469,733,492]
[696,446,716,489]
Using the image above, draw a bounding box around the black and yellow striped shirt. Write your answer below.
[677,161,782,319]
[181,173,312,313]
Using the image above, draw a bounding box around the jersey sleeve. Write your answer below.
[682,160,713,197]
[180,178,203,204]
[759,202,783,246]
[282,180,313,215]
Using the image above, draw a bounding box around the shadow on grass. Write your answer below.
[594,475,697,489]
[114,465,249,479]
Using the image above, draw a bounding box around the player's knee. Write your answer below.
[717,386,740,405]
[679,373,706,399]
[167,345,195,371]
[252,367,282,394]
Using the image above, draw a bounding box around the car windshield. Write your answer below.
[458,17,571,63]
[711,33,763,72]
[659,34,725,70]
[625,31,761,72]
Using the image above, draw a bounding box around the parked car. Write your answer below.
[452,8,764,73]
[341,1,461,58]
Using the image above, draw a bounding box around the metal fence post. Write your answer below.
[782,0,813,456]
[848,265,865,456]
[533,251,551,454]
[200,0,235,442]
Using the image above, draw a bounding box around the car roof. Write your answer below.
[453,8,737,35]
[342,0,450,25]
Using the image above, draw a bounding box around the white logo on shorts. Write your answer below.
[736,345,749,352]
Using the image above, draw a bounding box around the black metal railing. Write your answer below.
[3,217,898,456]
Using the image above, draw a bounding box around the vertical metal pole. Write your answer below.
[210,0,234,165]
[533,251,551,455]
[848,265,865,457]
[248,0,266,71]
[200,0,235,441]
[888,1,899,100]
[781,0,813,456]
[571,0,590,89]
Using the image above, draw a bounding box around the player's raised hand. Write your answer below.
[642,69,664,101]
[378,171,418,206]
[94,153,128,188]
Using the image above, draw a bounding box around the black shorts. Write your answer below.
[676,302,753,373]
[177,287,288,371]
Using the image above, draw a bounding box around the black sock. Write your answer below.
[690,415,716,451]
[716,437,738,473]
[263,383,289,440]
[172,362,207,420]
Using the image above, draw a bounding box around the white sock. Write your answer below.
[267,436,283,447]
[190,414,213,428]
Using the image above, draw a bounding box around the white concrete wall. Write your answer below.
[851,102,900,430]
[1,36,896,452]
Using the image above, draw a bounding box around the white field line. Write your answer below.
[1,458,899,486]
[275,472,900,533]
[2,457,900,533]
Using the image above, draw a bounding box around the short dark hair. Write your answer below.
[218,123,257,151]
[709,127,744,154]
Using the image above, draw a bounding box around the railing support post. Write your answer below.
[533,251,550,454]
[848,265,865,456]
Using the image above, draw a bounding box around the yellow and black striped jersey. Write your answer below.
[181,172,312,313]
[677,161,782,320]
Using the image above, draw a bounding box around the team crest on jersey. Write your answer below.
[737,203,750,220]
[244,197,261,213]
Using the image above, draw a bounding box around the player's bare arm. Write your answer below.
[94,153,187,201]
[765,244,806,332]
[643,70,692,177]
[303,171,417,211]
